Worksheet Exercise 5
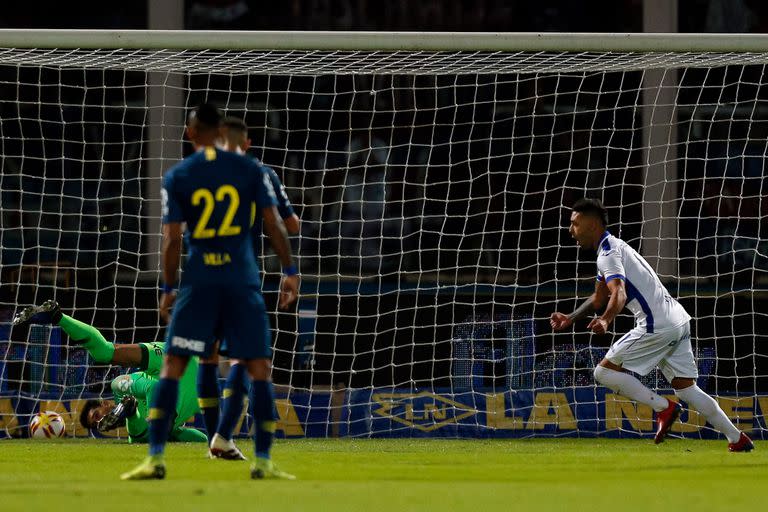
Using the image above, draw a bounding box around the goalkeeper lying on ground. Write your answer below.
[13,300,206,443]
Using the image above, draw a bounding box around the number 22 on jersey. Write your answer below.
[191,185,242,239]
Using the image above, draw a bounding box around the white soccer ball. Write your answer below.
[29,411,66,439]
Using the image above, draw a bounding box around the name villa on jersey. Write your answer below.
[203,252,231,266]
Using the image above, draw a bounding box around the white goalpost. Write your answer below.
[0,30,766,439]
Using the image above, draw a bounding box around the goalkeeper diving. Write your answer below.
[13,300,206,443]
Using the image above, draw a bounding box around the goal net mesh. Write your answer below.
[0,46,766,439]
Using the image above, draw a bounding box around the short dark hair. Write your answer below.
[79,399,102,430]
[222,116,248,133]
[572,198,608,227]
[188,103,222,129]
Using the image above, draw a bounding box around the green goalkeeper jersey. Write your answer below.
[56,313,206,443]
[110,342,202,442]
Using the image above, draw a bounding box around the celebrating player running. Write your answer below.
[550,198,753,451]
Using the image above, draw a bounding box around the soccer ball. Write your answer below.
[29,411,66,438]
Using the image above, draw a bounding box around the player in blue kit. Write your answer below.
[221,116,301,239]
[121,103,299,480]
[199,116,301,460]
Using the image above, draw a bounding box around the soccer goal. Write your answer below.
[0,30,766,439]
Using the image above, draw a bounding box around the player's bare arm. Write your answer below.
[587,278,626,335]
[284,213,300,235]
[550,279,609,331]
[160,221,183,323]
[263,205,299,309]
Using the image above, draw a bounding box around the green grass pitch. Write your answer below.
[0,438,764,511]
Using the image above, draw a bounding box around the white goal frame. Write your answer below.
[1,30,767,439]
[4,29,766,273]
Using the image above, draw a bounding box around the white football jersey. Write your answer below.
[596,232,690,333]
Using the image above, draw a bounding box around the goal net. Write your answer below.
[0,31,766,439]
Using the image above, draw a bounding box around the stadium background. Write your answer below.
[0,1,767,439]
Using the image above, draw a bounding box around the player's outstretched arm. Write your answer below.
[550,311,575,331]
[263,205,299,309]
[550,279,610,331]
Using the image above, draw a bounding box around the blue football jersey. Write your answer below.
[250,161,295,254]
[161,146,277,286]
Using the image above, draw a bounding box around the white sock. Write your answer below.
[594,366,670,412]
[675,385,742,443]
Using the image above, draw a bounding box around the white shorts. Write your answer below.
[604,322,698,382]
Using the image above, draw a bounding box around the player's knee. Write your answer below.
[593,364,622,385]
[200,355,219,365]
[245,358,271,380]
[670,377,695,390]
[254,359,271,378]
[593,365,609,384]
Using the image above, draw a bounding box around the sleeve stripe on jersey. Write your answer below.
[625,279,655,333]
[605,274,625,282]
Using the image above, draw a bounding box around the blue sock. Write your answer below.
[148,378,178,456]
[217,364,249,439]
[249,379,276,460]
[196,363,220,439]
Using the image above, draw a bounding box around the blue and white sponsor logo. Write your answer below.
[171,336,206,353]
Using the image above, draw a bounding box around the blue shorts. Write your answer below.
[165,284,272,360]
